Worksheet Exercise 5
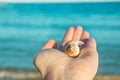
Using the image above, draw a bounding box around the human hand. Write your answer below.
[34,26,98,80]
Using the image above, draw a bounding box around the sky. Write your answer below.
[0,0,119,3]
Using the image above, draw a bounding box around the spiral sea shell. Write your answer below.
[63,40,84,58]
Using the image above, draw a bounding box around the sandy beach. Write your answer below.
[94,74,120,80]
[0,68,41,80]
[0,69,120,80]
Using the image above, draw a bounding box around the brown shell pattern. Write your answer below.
[63,40,84,58]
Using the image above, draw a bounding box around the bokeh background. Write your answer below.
[0,2,120,78]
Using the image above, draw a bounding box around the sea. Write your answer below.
[0,2,120,74]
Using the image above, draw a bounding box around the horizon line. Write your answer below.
[0,0,120,3]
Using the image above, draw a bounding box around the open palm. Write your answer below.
[34,26,98,80]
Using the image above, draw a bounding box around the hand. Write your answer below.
[34,26,98,80]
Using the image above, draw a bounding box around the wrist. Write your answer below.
[42,66,65,80]
[42,67,93,80]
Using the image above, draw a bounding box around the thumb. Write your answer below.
[41,39,57,50]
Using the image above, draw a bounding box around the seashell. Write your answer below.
[63,40,84,58]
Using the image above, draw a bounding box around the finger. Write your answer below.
[41,39,57,50]
[80,31,89,44]
[86,38,96,49]
[61,27,74,46]
[80,31,89,40]
[72,26,82,40]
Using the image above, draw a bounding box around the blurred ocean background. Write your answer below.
[0,2,120,74]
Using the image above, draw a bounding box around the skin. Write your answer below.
[34,26,98,80]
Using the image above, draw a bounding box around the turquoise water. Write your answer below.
[0,2,120,74]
